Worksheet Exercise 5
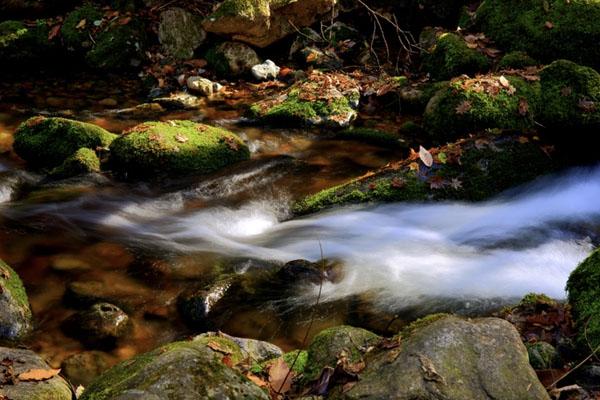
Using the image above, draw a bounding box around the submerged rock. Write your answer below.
[109,120,250,178]
[0,259,32,341]
[249,71,360,128]
[13,116,116,169]
[202,0,335,48]
[158,7,206,60]
[178,277,235,330]
[80,336,269,400]
[0,347,73,400]
[186,76,220,96]
[205,41,261,77]
[61,351,111,387]
[251,59,280,81]
[62,303,131,349]
[337,316,549,399]
[153,92,201,110]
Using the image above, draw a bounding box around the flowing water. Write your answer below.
[0,78,598,368]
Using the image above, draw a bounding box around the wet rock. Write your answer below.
[158,7,206,60]
[277,259,323,285]
[305,325,381,381]
[98,98,118,107]
[63,303,131,349]
[178,277,235,330]
[79,337,269,400]
[0,347,73,400]
[153,92,201,110]
[109,120,250,178]
[289,28,322,59]
[86,20,146,70]
[335,127,403,148]
[112,103,167,119]
[64,280,149,311]
[337,316,550,399]
[299,46,343,69]
[61,351,111,387]
[186,76,219,96]
[526,341,561,370]
[251,59,280,81]
[249,71,360,128]
[49,147,101,179]
[0,259,32,341]
[497,51,537,70]
[202,0,335,48]
[62,4,103,52]
[197,332,283,363]
[567,247,600,350]
[13,116,116,169]
[50,255,92,272]
[205,41,261,77]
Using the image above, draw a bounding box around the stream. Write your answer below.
[0,78,598,368]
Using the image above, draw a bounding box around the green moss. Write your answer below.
[192,336,244,364]
[476,0,600,69]
[62,4,103,50]
[519,293,557,307]
[566,248,600,350]
[13,117,117,169]
[526,342,561,369]
[294,135,555,214]
[282,350,308,374]
[205,46,231,76]
[423,32,490,80]
[109,120,250,178]
[0,259,31,315]
[399,313,451,338]
[335,128,401,148]
[49,148,101,178]
[0,20,52,66]
[399,121,425,137]
[86,22,145,70]
[209,0,271,19]
[305,325,380,381]
[497,51,537,70]
[539,59,600,131]
[424,75,540,140]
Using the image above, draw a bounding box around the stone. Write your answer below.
[206,41,261,76]
[338,316,550,399]
[195,332,283,363]
[0,347,73,400]
[49,148,101,179]
[526,341,561,370]
[251,59,280,81]
[62,303,131,349]
[186,76,215,96]
[202,0,336,48]
[153,92,201,110]
[158,7,206,60]
[0,259,32,341]
[61,351,111,387]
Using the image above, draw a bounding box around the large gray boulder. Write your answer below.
[338,316,550,400]
[158,8,206,60]
[0,259,32,341]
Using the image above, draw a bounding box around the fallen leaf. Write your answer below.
[207,341,231,355]
[175,134,188,143]
[498,75,510,88]
[436,152,447,164]
[560,86,573,97]
[222,355,234,368]
[18,368,61,382]
[313,366,335,396]
[419,146,433,167]
[450,178,463,190]
[578,98,597,113]
[391,177,405,188]
[545,21,554,29]
[269,358,292,395]
[518,98,529,116]
[246,373,268,387]
[48,24,61,40]
[76,19,86,29]
[429,176,447,190]
[119,16,132,25]
[455,100,472,115]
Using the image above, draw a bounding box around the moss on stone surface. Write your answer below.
[476,0,600,69]
[497,51,537,70]
[49,148,101,178]
[0,259,33,340]
[0,260,30,319]
[109,120,250,178]
[0,19,52,66]
[282,350,308,374]
[423,32,490,80]
[424,74,540,140]
[400,313,451,338]
[13,117,116,169]
[86,22,145,70]
[62,4,103,50]
[335,128,401,148]
[539,59,600,132]
[305,325,380,381]
[294,134,555,215]
[566,248,600,350]
[519,292,557,308]
[526,342,561,370]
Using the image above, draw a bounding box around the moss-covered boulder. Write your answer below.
[475,0,600,69]
[526,341,561,370]
[566,248,600,350]
[13,116,116,169]
[539,59,600,132]
[79,336,269,400]
[249,71,360,128]
[497,51,537,70]
[305,325,380,381]
[158,7,206,60]
[109,120,250,178]
[86,20,146,69]
[336,316,549,399]
[424,74,540,140]
[202,0,335,48]
[0,19,53,67]
[422,31,490,80]
[294,134,555,215]
[205,41,260,77]
[0,347,73,400]
[49,147,101,178]
[62,4,103,51]
[0,260,32,341]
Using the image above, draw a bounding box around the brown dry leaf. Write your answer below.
[342,360,366,375]
[246,373,268,388]
[222,355,234,368]
[429,176,447,190]
[76,19,86,29]
[450,178,463,190]
[18,368,61,382]
[455,100,472,115]
[419,146,433,167]
[560,86,573,96]
[545,21,554,29]
[498,75,510,88]
[518,98,529,116]
[175,134,188,143]
[408,162,419,171]
[119,16,132,25]
[578,99,597,113]
[48,24,61,40]
[418,355,445,384]
[391,177,405,188]
[207,341,232,355]
[342,381,357,393]
[268,358,292,395]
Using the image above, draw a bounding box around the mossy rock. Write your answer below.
[566,248,600,350]
[335,128,402,148]
[526,341,561,370]
[304,325,380,381]
[293,134,555,215]
[475,0,600,69]
[109,120,250,178]
[86,21,146,69]
[0,259,32,341]
[0,19,53,67]
[539,59,600,132]
[398,80,449,112]
[49,147,101,179]
[424,74,540,140]
[497,51,537,70]
[13,117,116,169]
[205,41,260,77]
[80,337,269,400]
[62,4,103,51]
[422,32,490,80]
